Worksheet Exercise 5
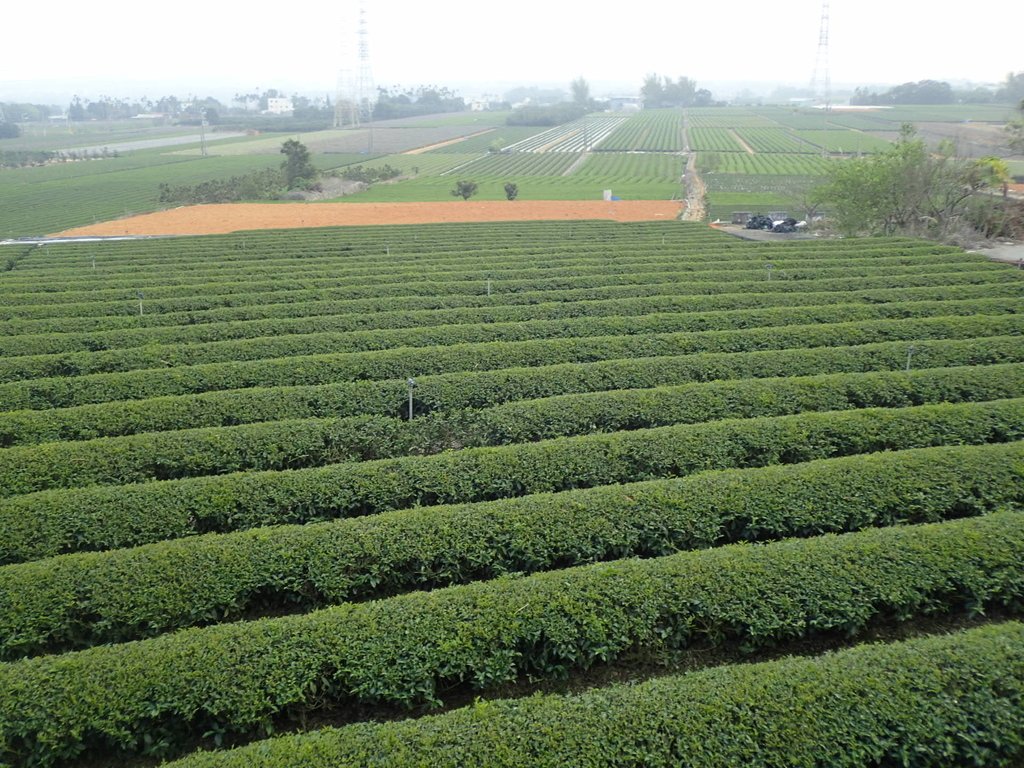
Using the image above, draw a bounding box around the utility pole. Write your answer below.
[810,2,832,113]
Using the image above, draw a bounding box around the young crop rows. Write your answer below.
[1,220,1023,767]
[440,151,580,177]
[701,154,834,175]
[796,128,896,154]
[734,127,817,154]
[599,110,684,152]
[686,126,745,153]
[500,116,629,153]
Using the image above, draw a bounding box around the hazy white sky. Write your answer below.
[3,0,1021,101]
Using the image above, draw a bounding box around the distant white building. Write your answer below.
[265,98,294,116]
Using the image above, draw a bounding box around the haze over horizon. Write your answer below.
[4,0,1021,104]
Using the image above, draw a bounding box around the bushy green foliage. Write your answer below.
[1,363,1020,496]
[814,125,1006,238]
[2,221,1023,767]
[0,277,1012,365]
[165,621,1024,768]
[157,168,285,205]
[1,441,1019,659]
[2,295,1017,384]
[2,332,1021,448]
[2,313,1021,411]
[279,139,317,189]
[1,513,1021,766]
[338,164,402,184]
[1,397,1021,564]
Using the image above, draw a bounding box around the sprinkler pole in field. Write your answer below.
[406,377,416,420]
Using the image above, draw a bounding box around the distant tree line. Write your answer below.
[157,140,320,204]
[372,86,466,120]
[641,75,717,108]
[850,72,1024,106]
[507,103,588,127]
[849,80,956,106]
[158,169,286,205]
[338,164,403,184]
[0,150,50,168]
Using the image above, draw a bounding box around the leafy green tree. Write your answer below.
[504,182,519,201]
[813,124,1004,239]
[640,75,701,108]
[280,139,317,188]
[451,180,478,200]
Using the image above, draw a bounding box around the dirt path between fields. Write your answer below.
[403,129,494,154]
[51,200,685,237]
[682,154,706,222]
[729,129,756,154]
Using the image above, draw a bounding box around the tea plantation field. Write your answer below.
[1,220,1023,766]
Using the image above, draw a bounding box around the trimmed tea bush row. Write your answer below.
[2,296,1019,383]
[3,280,1020,359]
[3,268,1016,337]
[2,363,1021,495]
[1,512,1021,766]
[162,620,1024,768]
[3,313,1021,411]
[1,398,1020,563]
[1,441,1019,658]
[6,261,1000,321]
[7,229,951,279]
[0,247,976,307]
[4,333,1021,447]
[0,237,968,283]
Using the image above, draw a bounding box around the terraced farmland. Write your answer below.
[1,220,1023,767]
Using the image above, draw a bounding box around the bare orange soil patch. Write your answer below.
[51,200,684,237]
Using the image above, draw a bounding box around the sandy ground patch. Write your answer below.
[51,200,684,237]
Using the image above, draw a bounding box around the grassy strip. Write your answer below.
[1,398,1020,563]
[1,512,1022,766]
[163,620,1024,768]
[2,363,1021,495]
[2,313,1021,410]
[2,296,1019,383]
[1,441,1020,659]
[3,333,1021,447]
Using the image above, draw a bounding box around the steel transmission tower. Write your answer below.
[334,2,376,128]
[810,2,831,112]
